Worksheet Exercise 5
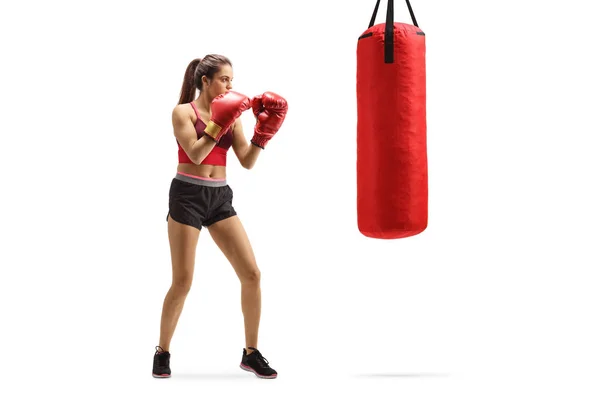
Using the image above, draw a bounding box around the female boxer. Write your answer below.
[152,55,287,379]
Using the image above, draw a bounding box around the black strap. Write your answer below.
[368,0,419,63]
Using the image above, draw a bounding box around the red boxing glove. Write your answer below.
[250,91,288,149]
[204,90,251,142]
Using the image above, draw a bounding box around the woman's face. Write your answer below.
[205,64,233,99]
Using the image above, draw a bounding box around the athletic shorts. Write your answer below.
[166,172,237,230]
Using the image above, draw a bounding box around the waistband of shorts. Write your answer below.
[174,172,227,187]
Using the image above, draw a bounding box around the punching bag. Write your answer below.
[356,0,428,239]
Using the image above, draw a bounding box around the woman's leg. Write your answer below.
[158,216,201,351]
[207,215,261,351]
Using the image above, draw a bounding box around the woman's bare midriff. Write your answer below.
[177,163,227,179]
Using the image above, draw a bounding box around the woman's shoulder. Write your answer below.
[171,104,195,128]
[173,102,192,114]
[172,103,196,121]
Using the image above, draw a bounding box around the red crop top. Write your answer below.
[177,102,234,166]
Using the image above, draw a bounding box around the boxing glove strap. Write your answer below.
[250,139,265,149]
[204,121,222,139]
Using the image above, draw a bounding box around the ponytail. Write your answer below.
[178,58,202,104]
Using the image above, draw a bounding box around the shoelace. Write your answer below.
[251,350,270,368]
[155,346,169,367]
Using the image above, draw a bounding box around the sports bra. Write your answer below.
[177,102,234,166]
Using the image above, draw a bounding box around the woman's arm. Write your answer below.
[231,117,261,169]
[172,105,217,165]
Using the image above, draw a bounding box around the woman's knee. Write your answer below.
[170,274,193,295]
[240,267,261,285]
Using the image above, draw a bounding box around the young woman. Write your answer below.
[152,54,287,379]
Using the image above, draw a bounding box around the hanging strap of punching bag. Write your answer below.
[368,0,419,63]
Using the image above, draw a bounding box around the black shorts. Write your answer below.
[166,172,237,230]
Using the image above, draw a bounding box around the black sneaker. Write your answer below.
[240,347,277,379]
[152,346,171,378]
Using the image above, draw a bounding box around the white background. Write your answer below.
[1,0,599,398]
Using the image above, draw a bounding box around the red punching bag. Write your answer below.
[356,0,428,239]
